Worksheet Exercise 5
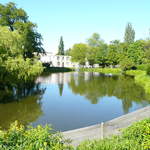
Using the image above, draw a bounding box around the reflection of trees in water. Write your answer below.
[0,82,46,129]
[0,82,45,103]
[68,72,150,113]
[58,83,64,96]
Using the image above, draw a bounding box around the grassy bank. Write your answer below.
[1,119,150,150]
[79,68,122,75]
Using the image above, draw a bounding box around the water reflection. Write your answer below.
[68,72,150,113]
[0,83,46,128]
[0,72,150,130]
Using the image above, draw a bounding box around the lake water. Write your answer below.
[0,72,150,131]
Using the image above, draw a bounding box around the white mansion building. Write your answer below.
[40,52,99,68]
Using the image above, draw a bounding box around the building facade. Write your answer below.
[40,52,99,68]
[40,52,80,68]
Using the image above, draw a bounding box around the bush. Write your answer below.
[146,65,150,75]
[0,121,72,150]
[137,64,150,71]
[119,57,135,71]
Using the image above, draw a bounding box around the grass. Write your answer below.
[79,68,122,75]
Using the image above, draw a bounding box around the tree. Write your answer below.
[124,22,135,44]
[87,33,104,47]
[86,47,98,66]
[126,40,145,65]
[65,48,71,56]
[106,41,121,66]
[0,2,27,31]
[0,2,44,58]
[0,26,43,86]
[58,36,64,55]
[94,45,108,67]
[70,43,88,65]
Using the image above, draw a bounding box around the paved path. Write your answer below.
[63,106,150,146]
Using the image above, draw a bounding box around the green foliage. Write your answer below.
[137,64,150,71]
[127,40,145,65]
[0,2,44,58]
[70,43,88,65]
[0,2,27,31]
[58,36,64,55]
[87,33,104,47]
[1,119,150,150]
[120,57,135,71]
[124,22,135,44]
[0,121,72,150]
[146,64,150,75]
[106,42,121,66]
[77,119,150,150]
[0,2,44,87]
[86,47,99,66]
[0,26,43,83]
[125,70,146,76]
[79,68,121,75]
[5,56,43,81]
[68,31,150,69]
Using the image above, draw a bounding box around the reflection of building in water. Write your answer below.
[36,72,95,84]
[36,73,72,84]
[36,72,98,96]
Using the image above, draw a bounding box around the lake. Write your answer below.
[0,72,150,131]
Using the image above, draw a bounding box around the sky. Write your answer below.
[0,0,150,53]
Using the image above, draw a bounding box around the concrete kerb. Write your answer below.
[63,105,150,146]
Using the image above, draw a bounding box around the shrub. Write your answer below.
[119,57,135,71]
[0,121,72,150]
[146,65,150,75]
[137,64,150,71]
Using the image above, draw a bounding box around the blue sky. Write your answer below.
[0,0,150,52]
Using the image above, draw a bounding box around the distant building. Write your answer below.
[40,52,80,68]
[40,52,99,68]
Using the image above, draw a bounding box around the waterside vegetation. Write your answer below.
[79,67,150,95]
[1,119,150,150]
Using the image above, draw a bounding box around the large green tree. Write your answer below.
[0,2,44,94]
[87,33,104,47]
[58,36,64,55]
[70,43,88,65]
[0,26,43,84]
[124,22,135,44]
[0,2,44,58]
